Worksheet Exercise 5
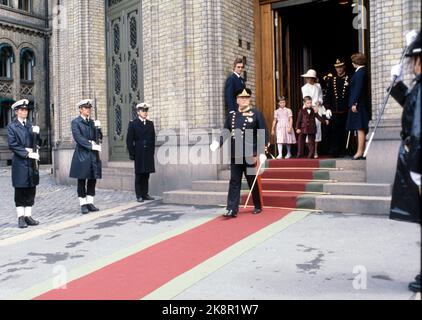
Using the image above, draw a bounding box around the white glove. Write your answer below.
[25,148,33,153]
[32,126,40,134]
[391,64,403,82]
[94,120,101,128]
[405,30,418,46]
[325,109,332,120]
[410,172,421,186]
[91,142,102,152]
[259,153,267,164]
[28,152,40,161]
[210,140,219,152]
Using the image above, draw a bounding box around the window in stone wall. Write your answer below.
[20,48,35,81]
[0,0,9,6]
[0,44,14,79]
[18,0,31,12]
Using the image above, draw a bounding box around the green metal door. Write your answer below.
[106,0,143,161]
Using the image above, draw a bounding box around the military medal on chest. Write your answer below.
[231,111,254,139]
[333,75,349,100]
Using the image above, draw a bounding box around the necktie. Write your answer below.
[22,121,26,127]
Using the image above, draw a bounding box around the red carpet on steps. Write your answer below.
[34,208,291,300]
[242,158,323,208]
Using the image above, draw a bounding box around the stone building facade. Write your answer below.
[0,0,50,165]
[1,0,420,194]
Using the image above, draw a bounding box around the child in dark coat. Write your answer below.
[296,96,329,158]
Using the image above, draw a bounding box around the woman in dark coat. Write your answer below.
[126,103,156,202]
[389,31,421,293]
[69,99,102,214]
[7,99,40,228]
[346,53,370,160]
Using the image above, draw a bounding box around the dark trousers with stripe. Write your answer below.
[77,179,96,198]
[14,187,36,207]
[227,159,262,213]
[135,173,150,199]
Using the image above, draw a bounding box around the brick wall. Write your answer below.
[369,0,421,122]
[49,0,107,144]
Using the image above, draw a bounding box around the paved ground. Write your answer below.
[0,166,135,240]
[0,167,420,300]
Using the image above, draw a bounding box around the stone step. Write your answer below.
[193,179,325,193]
[219,168,365,182]
[334,159,366,171]
[97,172,135,191]
[162,190,227,206]
[323,182,392,196]
[315,195,391,215]
[328,170,366,182]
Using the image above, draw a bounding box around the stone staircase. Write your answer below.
[163,158,392,215]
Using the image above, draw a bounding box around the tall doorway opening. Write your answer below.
[255,0,369,155]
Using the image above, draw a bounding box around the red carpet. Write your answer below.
[242,158,328,208]
[35,207,291,300]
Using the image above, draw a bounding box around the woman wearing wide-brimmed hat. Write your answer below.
[301,69,325,158]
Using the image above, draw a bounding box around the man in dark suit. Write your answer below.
[69,99,103,214]
[211,88,268,218]
[325,59,351,157]
[126,103,156,203]
[7,99,40,228]
[224,57,246,114]
[296,96,329,158]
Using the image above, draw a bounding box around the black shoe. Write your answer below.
[142,195,155,201]
[86,204,99,212]
[352,155,366,160]
[253,208,262,214]
[409,278,421,293]
[415,274,421,281]
[137,197,144,203]
[81,204,89,214]
[24,216,39,226]
[18,216,28,228]
[223,210,237,218]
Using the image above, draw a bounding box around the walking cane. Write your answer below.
[243,157,266,209]
[363,41,412,158]
[346,131,351,150]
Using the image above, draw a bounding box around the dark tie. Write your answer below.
[22,121,26,127]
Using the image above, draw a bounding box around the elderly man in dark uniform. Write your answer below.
[7,99,40,228]
[224,57,246,114]
[126,103,156,203]
[211,88,268,218]
[325,59,351,157]
[69,99,102,214]
[389,31,421,293]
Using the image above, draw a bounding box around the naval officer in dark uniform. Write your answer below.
[7,99,40,228]
[69,99,103,214]
[211,88,269,218]
[126,102,156,202]
[325,59,351,157]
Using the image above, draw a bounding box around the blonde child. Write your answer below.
[271,96,296,159]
